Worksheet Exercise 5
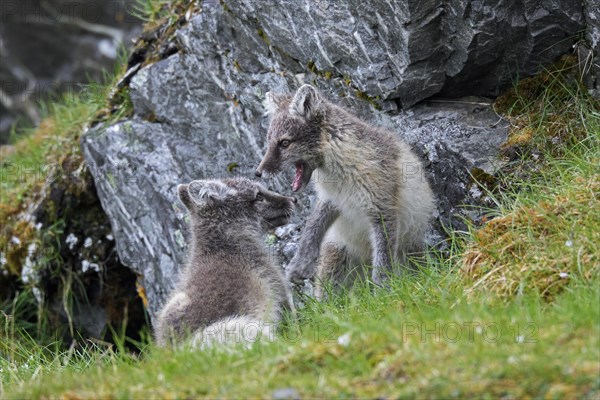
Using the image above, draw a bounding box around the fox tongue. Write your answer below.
[292,163,304,192]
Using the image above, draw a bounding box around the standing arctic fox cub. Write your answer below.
[255,85,434,292]
[154,178,296,347]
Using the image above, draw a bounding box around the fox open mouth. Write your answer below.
[292,161,313,192]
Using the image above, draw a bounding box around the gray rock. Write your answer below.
[583,0,600,97]
[283,242,299,261]
[272,388,300,400]
[217,0,584,107]
[442,0,584,98]
[275,224,298,239]
[82,1,587,320]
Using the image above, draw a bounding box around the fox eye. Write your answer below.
[255,193,264,201]
[280,140,291,148]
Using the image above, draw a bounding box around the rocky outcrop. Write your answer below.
[81,0,586,320]
[582,0,600,97]
[214,0,583,108]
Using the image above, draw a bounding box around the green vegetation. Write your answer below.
[257,27,271,46]
[0,79,120,277]
[355,90,383,110]
[2,272,598,398]
[462,55,600,300]
[0,0,178,321]
[0,58,140,354]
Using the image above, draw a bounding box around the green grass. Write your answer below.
[2,271,598,398]
[0,70,132,277]
[463,131,599,299]
[462,55,599,301]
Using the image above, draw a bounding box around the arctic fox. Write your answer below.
[154,178,296,347]
[255,85,434,293]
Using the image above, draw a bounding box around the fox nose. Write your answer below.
[255,169,262,178]
[291,197,298,204]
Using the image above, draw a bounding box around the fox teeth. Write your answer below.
[292,163,304,192]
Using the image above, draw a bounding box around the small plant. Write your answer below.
[131,0,172,22]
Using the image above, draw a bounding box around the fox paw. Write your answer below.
[286,260,316,283]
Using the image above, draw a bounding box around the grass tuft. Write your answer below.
[495,54,599,157]
[462,53,599,300]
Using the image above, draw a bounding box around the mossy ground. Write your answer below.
[0,87,107,278]
[462,55,600,300]
[0,0,190,298]
[0,54,141,345]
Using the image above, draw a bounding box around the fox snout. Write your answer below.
[255,148,280,178]
[268,190,297,206]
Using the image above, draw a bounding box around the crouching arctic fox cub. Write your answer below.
[255,84,434,295]
[154,178,296,347]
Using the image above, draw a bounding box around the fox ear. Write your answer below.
[179,180,231,209]
[289,84,321,119]
[263,92,285,116]
[186,180,233,208]
[177,184,194,209]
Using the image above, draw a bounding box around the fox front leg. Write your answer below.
[287,201,340,283]
[369,215,397,286]
[281,283,297,320]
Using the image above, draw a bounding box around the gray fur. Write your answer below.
[154,178,296,347]
[256,84,435,291]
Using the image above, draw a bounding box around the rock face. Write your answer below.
[583,0,600,97]
[0,0,141,143]
[82,0,586,320]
